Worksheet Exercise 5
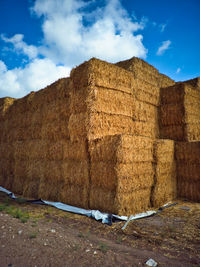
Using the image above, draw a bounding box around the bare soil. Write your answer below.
[0,192,200,267]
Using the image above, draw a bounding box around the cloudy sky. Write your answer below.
[0,0,199,98]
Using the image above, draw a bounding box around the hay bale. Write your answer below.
[175,141,200,202]
[183,77,200,89]
[151,139,177,207]
[160,83,200,141]
[158,73,175,88]
[89,134,154,214]
[177,180,200,202]
[71,58,135,94]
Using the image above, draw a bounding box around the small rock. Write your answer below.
[94,251,97,255]
[1,226,5,229]
[50,229,56,233]
[12,235,15,239]
[18,230,23,235]
[44,242,47,246]
[146,258,157,267]
[90,243,93,247]
[85,249,90,253]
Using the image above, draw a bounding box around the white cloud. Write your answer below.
[0,0,148,98]
[176,67,181,74]
[156,40,171,56]
[0,58,70,98]
[159,23,167,33]
[32,0,147,66]
[1,34,38,59]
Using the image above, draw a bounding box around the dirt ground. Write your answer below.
[0,192,200,267]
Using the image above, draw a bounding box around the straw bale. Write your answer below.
[175,141,200,163]
[41,118,70,141]
[177,163,200,181]
[115,57,159,85]
[12,160,28,195]
[90,161,154,191]
[59,183,89,208]
[159,104,184,126]
[183,77,200,89]
[62,159,89,186]
[154,139,175,162]
[158,73,175,88]
[0,142,14,160]
[68,112,87,141]
[63,140,88,161]
[69,112,136,142]
[0,158,14,190]
[134,100,158,122]
[160,125,185,141]
[70,85,135,116]
[89,186,116,213]
[151,179,177,207]
[186,124,200,141]
[177,180,200,202]
[90,187,152,215]
[70,57,135,94]
[135,88,160,106]
[89,134,153,163]
[160,84,185,104]
[0,97,15,120]
[115,188,152,216]
[135,79,159,97]
[133,120,158,138]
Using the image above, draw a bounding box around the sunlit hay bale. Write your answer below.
[63,140,88,161]
[87,86,135,117]
[0,97,15,121]
[152,139,177,207]
[89,134,153,163]
[68,112,136,142]
[133,100,158,122]
[71,57,135,94]
[90,161,153,192]
[89,134,154,214]
[116,57,159,85]
[183,77,200,88]
[158,73,175,88]
[133,121,159,139]
[177,179,200,202]
[59,183,89,209]
[62,159,89,187]
[115,188,152,216]
[160,82,200,141]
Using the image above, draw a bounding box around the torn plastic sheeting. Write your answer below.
[0,186,173,225]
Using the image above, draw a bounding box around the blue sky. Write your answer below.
[0,0,199,98]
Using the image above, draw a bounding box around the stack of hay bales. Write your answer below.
[152,140,177,207]
[116,57,175,139]
[159,80,200,141]
[175,142,200,202]
[68,58,136,141]
[89,135,154,215]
